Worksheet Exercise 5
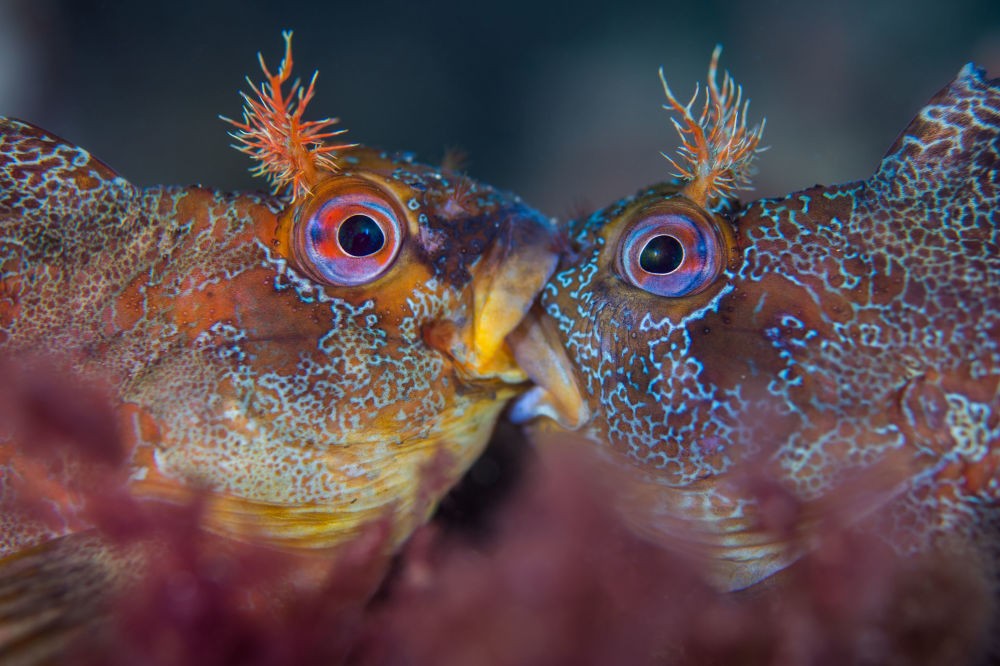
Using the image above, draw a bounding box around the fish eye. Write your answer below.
[337,214,385,257]
[638,234,684,274]
[618,209,725,297]
[294,185,405,286]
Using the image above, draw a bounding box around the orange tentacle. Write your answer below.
[659,46,765,207]
[221,31,356,200]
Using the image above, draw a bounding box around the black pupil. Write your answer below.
[338,215,386,257]
[639,235,684,274]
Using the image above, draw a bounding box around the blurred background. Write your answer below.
[1,0,999,217]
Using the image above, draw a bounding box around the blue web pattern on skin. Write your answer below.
[0,114,555,556]
[529,64,1000,588]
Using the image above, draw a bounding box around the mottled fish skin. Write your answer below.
[516,64,1000,589]
[0,117,557,556]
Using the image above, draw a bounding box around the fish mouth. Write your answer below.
[423,209,562,387]
[506,306,590,429]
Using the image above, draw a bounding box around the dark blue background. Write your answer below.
[3,0,999,216]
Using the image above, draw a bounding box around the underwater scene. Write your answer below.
[1,0,1000,664]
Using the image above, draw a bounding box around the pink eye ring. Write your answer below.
[293,184,405,286]
[618,208,725,297]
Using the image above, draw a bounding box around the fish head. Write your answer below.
[0,34,558,555]
[512,59,1000,589]
[124,153,557,553]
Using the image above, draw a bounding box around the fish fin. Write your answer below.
[0,531,136,665]
[874,64,1000,192]
[0,117,137,226]
[0,117,141,338]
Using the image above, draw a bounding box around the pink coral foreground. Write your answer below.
[1,372,994,665]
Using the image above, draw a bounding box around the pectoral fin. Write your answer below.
[0,531,134,665]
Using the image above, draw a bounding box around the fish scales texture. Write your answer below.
[0,35,561,663]
[742,69,999,502]
[519,64,999,589]
[0,114,555,555]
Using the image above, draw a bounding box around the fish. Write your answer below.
[0,32,557,658]
[510,48,1000,591]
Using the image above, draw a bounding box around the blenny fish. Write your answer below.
[0,31,556,563]
[512,48,1000,590]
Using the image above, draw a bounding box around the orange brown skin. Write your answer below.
[0,118,557,555]
[515,65,1000,589]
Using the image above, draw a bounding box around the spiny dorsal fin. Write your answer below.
[874,63,1000,192]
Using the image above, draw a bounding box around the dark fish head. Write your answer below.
[513,63,1000,589]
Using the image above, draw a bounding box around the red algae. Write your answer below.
[0,371,996,665]
[356,438,995,666]
[71,515,393,666]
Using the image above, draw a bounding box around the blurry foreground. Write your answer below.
[0,369,995,666]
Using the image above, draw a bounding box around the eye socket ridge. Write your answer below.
[618,207,725,298]
[293,183,406,287]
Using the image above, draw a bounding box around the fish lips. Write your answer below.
[424,207,561,386]
[506,305,590,429]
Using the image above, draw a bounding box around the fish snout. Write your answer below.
[507,305,590,429]
[424,206,559,385]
